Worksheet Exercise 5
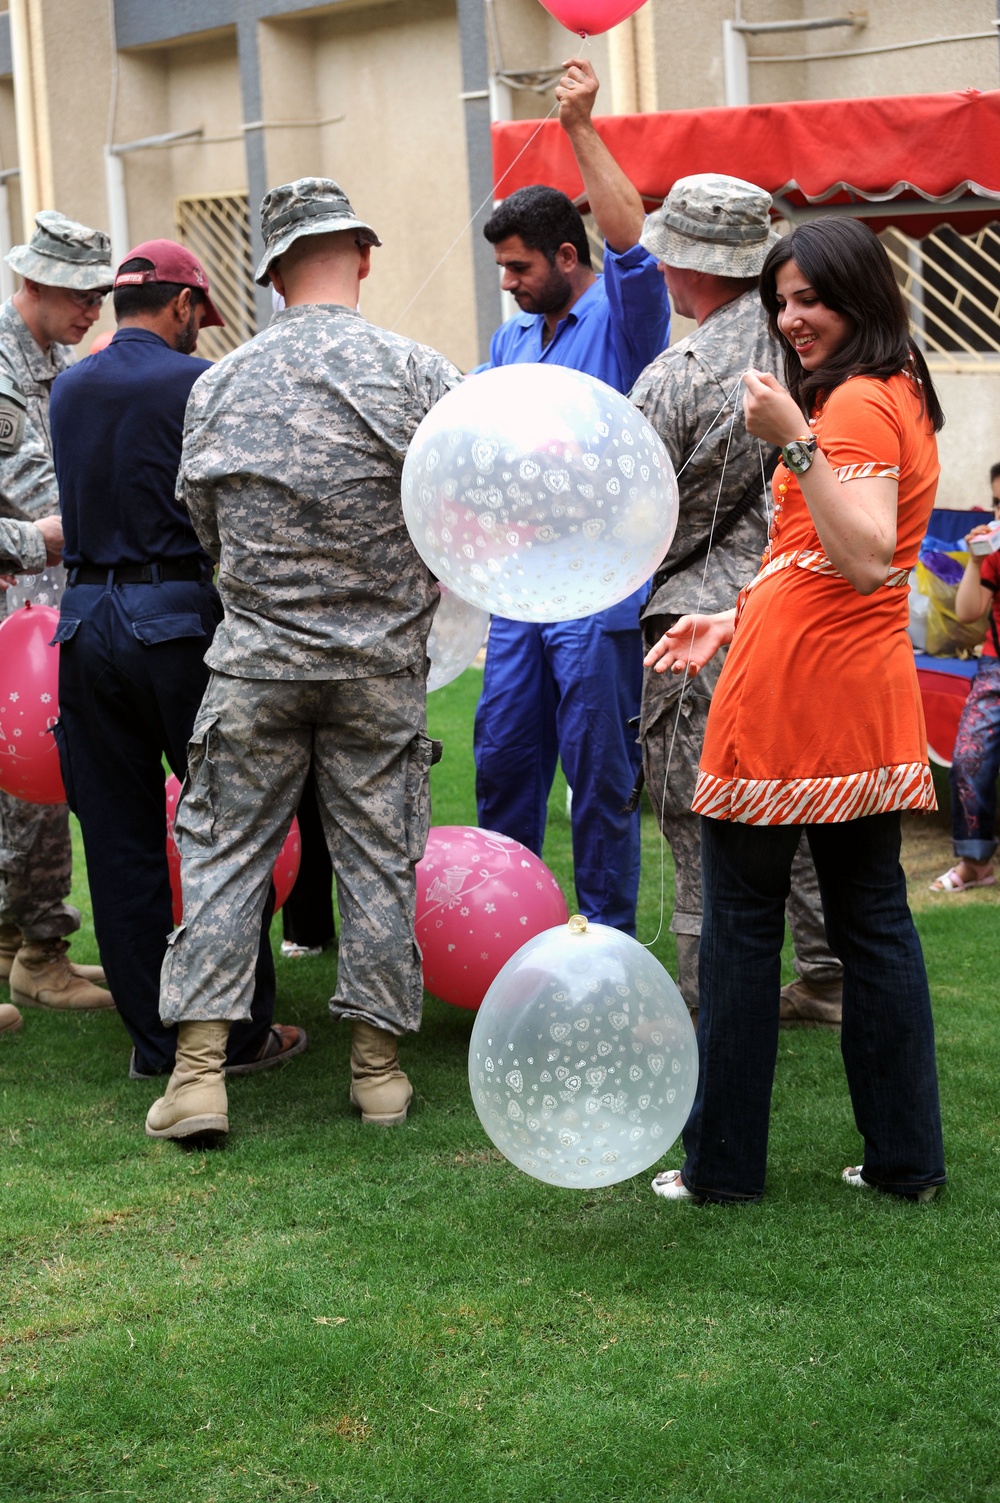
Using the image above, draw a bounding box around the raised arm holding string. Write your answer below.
[555,58,646,253]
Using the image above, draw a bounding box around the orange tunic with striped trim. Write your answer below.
[692,372,938,826]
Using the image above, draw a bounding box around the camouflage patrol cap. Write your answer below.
[6,210,113,291]
[254,177,382,286]
[640,174,779,278]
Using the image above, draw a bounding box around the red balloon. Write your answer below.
[0,603,66,804]
[87,331,114,355]
[537,0,646,36]
[164,774,301,925]
[415,825,568,1010]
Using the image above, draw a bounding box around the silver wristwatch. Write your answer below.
[781,436,818,475]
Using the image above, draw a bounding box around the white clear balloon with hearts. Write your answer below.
[6,563,67,612]
[426,584,489,692]
[402,364,678,622]
[469,916,698,1189]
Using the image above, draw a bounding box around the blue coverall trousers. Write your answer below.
[473,591,645,934]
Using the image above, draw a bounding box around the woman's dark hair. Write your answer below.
[113,258,207,321]
[483,185,592,269]
[759,217,944,432]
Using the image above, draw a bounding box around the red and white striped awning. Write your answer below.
[491,89,1000,237]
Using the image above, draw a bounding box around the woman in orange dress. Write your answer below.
[644,218,946,1205]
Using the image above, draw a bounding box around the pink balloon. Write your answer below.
[0,603,66,804]
[415,825,568,1010]
[537,0,646,37]
[164,774,301,925]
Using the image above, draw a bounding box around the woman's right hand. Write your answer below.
[643,611,736,677]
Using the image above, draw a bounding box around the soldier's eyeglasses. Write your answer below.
[67,289,110,309]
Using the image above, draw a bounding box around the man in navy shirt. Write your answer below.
[474,58,670,935]
[50,241,307,1080]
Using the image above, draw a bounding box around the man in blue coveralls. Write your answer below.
[49,241,306,1081]
[474,57,670,934]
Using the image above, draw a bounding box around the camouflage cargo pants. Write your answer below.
[640,642,842,1007]
[0,789,78,941]
[160,669,434,1036]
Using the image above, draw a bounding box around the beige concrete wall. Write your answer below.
[798,0,998,102]
[15,0,111,235]
[934,370,1000,510]
[258,16,321,189]
[115,32,245,247]
[623,0,999,111]
[256,0,479,369]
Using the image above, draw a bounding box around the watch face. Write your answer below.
[784,441,815,474]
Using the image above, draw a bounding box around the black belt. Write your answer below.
[68,560,208,586]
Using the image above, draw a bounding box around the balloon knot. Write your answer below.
[568,913,588,934]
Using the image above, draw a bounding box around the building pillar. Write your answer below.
[236,14,273,332]
[8,0,52,226]
[457,0,501,364]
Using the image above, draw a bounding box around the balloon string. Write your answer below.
[639,379,773,955]
[391,38,592,332]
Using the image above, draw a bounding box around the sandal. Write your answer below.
[224,1024,309,1076]
[929,862,995,893]
[650,1168,701,1202]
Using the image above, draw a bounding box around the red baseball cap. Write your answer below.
[114,239,225,327]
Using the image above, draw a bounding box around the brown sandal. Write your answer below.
[224,1024,309,1076]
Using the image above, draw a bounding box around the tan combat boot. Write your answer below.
[9,939,114,1010]
[0,923,20,982]
[779,977,843,1029]
[350,1020,413,1125]
[145,1021,230,1140]
[0,925,106,985]
[0,1002,23,1034]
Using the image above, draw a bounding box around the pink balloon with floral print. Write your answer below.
[164,773,301,926]
[415,824,568,1010]
[0,603,66,804]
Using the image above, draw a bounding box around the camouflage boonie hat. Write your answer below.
[6,210,113,291]
[254,177,382,286]
[640,174,780,278]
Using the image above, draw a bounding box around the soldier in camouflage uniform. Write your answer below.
[146,178,462,1142]
[632,176,843,1025]
[0,212,114,1013]
[0,514,62,578]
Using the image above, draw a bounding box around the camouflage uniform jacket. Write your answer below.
[630,290,781,618]
[178,303,461,681]
[0,517,44,573]
[0,299,71,524]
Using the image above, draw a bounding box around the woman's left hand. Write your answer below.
[742,367,811,447]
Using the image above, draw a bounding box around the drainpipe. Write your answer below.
[104,129,203,272]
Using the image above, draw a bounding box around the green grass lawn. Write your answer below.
[1,668,998,1503]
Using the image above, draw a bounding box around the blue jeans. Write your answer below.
[950,658,1000,862]
[474,594,645,934]
[680,813,945,1203]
